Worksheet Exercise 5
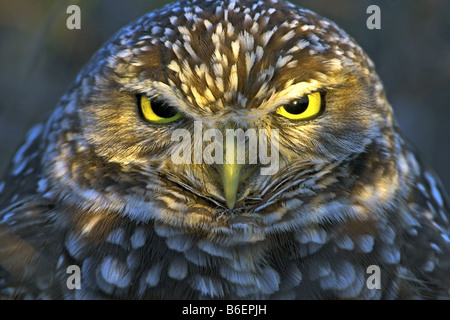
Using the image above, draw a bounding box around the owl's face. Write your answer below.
[50,0,397,242]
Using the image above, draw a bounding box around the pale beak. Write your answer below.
[220,135,243,210]
[221,161,243,210]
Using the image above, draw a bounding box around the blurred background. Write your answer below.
[0,0,449,190]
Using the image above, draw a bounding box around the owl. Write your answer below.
[0,0,449,300]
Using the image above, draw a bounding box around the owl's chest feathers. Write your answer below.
[59,204,398,299]
[63,214,283,298]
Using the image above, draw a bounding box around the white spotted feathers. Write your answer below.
[108,0,361,120]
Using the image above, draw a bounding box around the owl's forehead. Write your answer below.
[109,0,363,112]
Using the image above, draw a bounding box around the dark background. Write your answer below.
[0,0,449,191]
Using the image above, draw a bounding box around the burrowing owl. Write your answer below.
[0,0,449,299]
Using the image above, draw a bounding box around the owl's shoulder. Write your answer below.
[397,149,450,298]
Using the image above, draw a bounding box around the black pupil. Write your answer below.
[150,99,178,118]
[284,97,309,114]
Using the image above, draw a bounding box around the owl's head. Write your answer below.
[48,0,398,242]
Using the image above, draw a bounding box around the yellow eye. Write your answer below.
[276,92,322,120]
[139,95,182,124]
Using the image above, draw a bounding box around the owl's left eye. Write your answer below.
[138,95,182,124]
[276,92,323,120]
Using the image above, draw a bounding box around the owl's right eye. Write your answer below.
[138,95,182,124]
[276,92,323,121]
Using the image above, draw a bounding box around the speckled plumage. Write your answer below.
[1,0,449,299]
